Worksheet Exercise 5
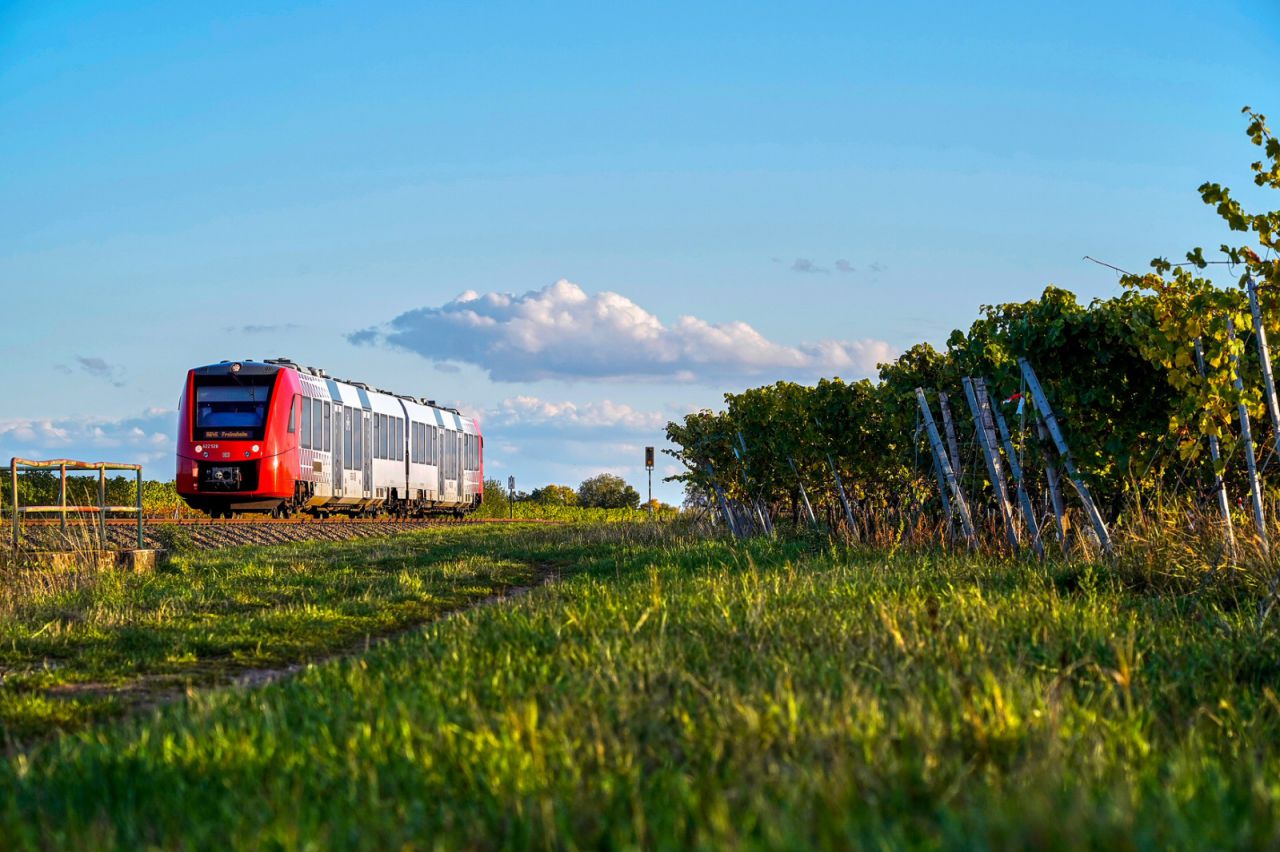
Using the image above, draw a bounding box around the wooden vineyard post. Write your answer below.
[814,417,860,540]
[735,432,773,537]
[1227,319,1268,551]
[963,377,1020,554]
[1195,338,1236,557]
[990,392,1045,559]
[787,456,819,529]
[828,453,859,540]
[915,388,977,548]
[1033,416,1068,553]
[938,391,965,483]
[703,460,740,539]
[1247,276,1280,458]
[924,423,955,526]
[1017,358,1113,556]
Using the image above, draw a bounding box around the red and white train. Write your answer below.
[175,359,483,518]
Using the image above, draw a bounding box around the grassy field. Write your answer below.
[3,524,1280,848]
[0,531,544,746]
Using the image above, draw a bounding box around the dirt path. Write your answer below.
[21,566,560,751]
[229,575,555,690]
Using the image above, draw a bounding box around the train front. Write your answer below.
[175,361,300,517]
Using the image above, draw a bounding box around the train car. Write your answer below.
[175,359,483,518]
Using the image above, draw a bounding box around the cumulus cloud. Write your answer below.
[487,396,671,434]
[0,409,176,466]
[350,280,893,383]
[790,258,829,274]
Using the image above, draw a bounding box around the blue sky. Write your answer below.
[2,0,1277,503]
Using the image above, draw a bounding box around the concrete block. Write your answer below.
[116,549,162,573]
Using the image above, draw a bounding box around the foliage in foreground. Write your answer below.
[3,524,1280,848]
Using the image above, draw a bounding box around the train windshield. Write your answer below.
[193,376,275,438]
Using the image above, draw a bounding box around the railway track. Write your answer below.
[12,516,559,552]
[21,516,553,527]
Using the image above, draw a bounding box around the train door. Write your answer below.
[363,409,372,496]
[455,432,465,491]
[333,405,343,497]
[343,409,353,496]
[437,426,445,498]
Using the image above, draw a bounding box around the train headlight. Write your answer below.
[251,444,260,453]
[244,451,250,458]
[194,445,203,454]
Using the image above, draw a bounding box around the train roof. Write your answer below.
[193,359,468,418]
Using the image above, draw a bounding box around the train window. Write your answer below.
[301,398,312,449]
[397,418,404,461]
[374,414,381,459]
[288,395,298,433]
[384,415,391,459]
[312,399,323,450]
[323,403,332,451]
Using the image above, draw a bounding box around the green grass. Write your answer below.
[0,529,545,746]
[3,524,1280,848]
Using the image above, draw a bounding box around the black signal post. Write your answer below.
[645,446,655,519]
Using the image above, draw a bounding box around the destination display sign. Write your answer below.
[200,429,252,439]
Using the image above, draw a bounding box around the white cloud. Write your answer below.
[487,396,671,433]
[0,409,177,467]
[351,279,894,383]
